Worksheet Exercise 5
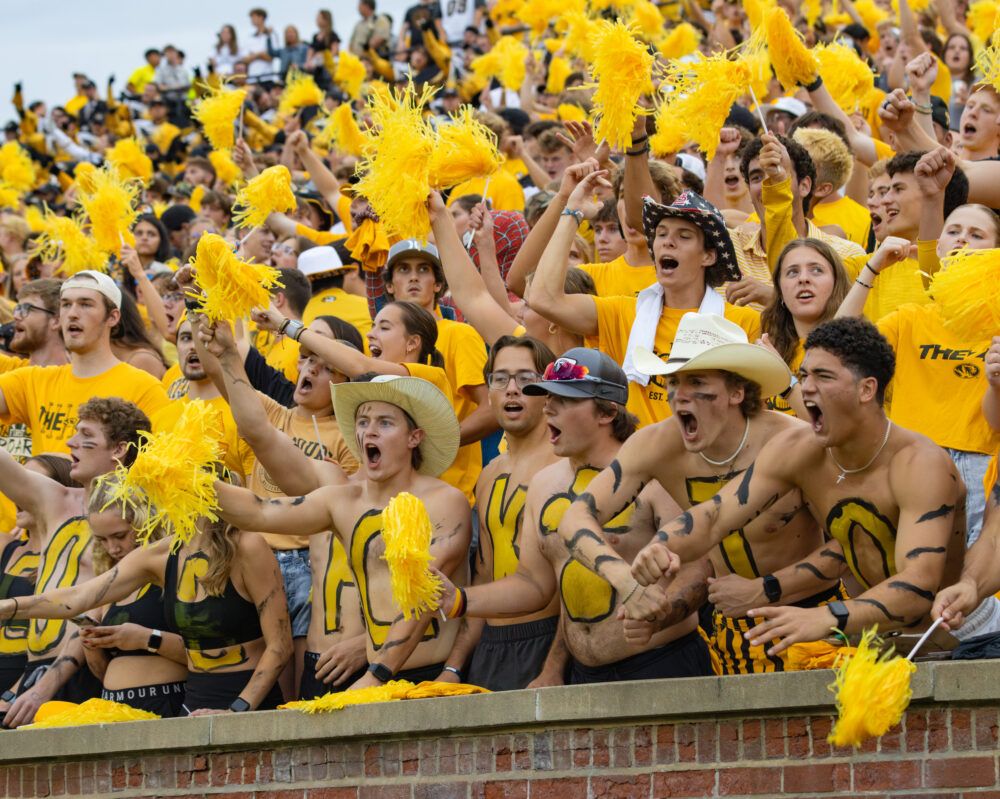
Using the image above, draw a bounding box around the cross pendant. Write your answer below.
[836,472,846,484]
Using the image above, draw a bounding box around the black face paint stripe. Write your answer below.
[889,580,935,602]
[736,463,755,506]
[905,546,946,559]
[795,562,836,581]
[855,597,904,623]
[915,504,955,523]
[820,548,848,563]
[610,459,623,494]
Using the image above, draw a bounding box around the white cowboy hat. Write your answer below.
[332,375,459,478]
[631,313,791,398]
[297,246,349,279]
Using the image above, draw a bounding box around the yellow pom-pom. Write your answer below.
[278,69,326,117]
[0,183,21,209]
[76,165,140,256]
[557,103,589,122]
[232,165,296,229]
[429,108,501,189]
[24,205,44,232]
[969,0,1000,43]
[828,627,916,748]
[193,84,247,152]
[98,400,225,547]
[546,56,574,94]
[27,699,159,728]
[976,42,1000,93]
[853,0,889,35]
[588,21,654,151]
[33,208,107,275]
[743,0,776,30]
[190,185,205,213]
[815,43,875,113]
[927,247,1000,340]
[279,679,489,713]
[189,233,284,323]
[380,492,442,620]
[354,82,437,241]
[208,149,242,187]
[803,0,822,27]
[314,104,368,158]
[764,7,819,90]
[786,640,854,671]
[516,0,577,37]
[74,162,97,194]
[631,0,666,39]
[106,138,153,183]
[658,23,702,60]
[335,51,368,100]
[0,142,35,192]
[471,37,530,91]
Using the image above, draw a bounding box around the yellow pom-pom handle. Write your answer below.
[232,165,296,230]
[189,233,284,323]
[380,492,442,620]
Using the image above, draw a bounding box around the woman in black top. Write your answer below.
[0,475,291,715]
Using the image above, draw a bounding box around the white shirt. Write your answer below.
[246,27,278,78]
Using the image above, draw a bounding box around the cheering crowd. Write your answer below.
[0,0,997,726]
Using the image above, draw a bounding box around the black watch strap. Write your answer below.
[368,662,393,683]
[762,574,782,604]
[827,600,850,631]
[229,697,251,712]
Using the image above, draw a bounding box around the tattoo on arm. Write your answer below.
[92,567,119,606]
[888,580,935,602]
[255,587,279,616]
[855,597,905,623]
[905,546,946,560]
[916,504,955,523]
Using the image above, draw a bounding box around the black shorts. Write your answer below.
[102,681,186,718]
[394,661,445,683]
[466,616,559,691]
[569,630,713,685]
[56,662,104,704]
[0,655,25,695]
[183,670,284,712]
[299,651,366,700]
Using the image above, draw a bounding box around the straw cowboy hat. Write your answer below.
[332,375,459,477]
[631,313,791,398]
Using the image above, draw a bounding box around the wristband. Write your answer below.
[229,697,251,712]
[912,101,933,113]
[802,75,823,92]
[762,573,782,603]
[368,662,394,683]
[277,317,291,335]
[863,262,879,277]
[447,586,468,619]
[443,665,462,680]
[285,320,306,341]
[630,134,649,147]
[856,278,873,289]
[561,208,584,225]
[184,295,202,312]
[626,143,650,156]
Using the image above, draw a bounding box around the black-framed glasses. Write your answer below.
[13,303,55,320]
[487,371,542,390]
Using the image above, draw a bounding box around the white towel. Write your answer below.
[622,285,725,386]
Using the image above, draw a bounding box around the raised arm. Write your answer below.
[805,80,878,167]
[622,115,657,234]
[905,53,939,142]
[705,128,741,209]
[835,236,913,318]
[428,191,519,346]
[525,161,604,337]
[0,449,69,521]
[287,130,341,208]
[215,481,336,537]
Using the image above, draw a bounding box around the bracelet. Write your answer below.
[779,374,799,399]
[621,582,641,605]
[914,106,932,115]
[863,262,879,277]
[802,75,823,92]
[626,143,650,156]
[447,587,463,618]
[630,134,649,147]
[6,597,17,622]
[912,101,933,113]
[184,295,202,312]
[856,278,874,289]
[561,208,584,224]
[277,317,291,335]
[285,320,306,342]
[442,665,462,679]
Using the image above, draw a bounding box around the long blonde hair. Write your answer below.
[87,478,167,576]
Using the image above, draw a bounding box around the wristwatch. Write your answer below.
[146,629,163,654]
[229,697,251,712]
[368,662,394,684]
[827,600,850,632]
[762,574,782,604]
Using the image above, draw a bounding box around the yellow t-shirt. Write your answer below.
[293,223,346,247]
[127,64,156,92]
[249,394,359,550]
[579,255,657,298]
[0,353,29,532]
[434,319,488,503]
[64,94,87,118]
[502,156,528,182]
[161,362,187,399]
[0,362,170,455]
[448,169,525,212]
[404,362,478,502]
[263,335,301,383]
[152,395,256,481]
[593,298,762,428]
[878,303,998,454]
[811,195,873,250]
[843,254,928,323]
[303,287,373,340]
[765,340,803,415]
[149,122,181,156]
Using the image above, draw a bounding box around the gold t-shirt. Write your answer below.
[579,255,657,298]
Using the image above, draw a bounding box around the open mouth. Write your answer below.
[963,123,977,138]
[365,443,382,469]
[65,324,83,336]
[298,375,314,393]
[547,423,562,445]
[724,176,740,190]
[804,400,824,433]
[871,210,883,227]
[658,256,679,273]
[677,410,699,441]
[369,342,383,358]
[502,401,524,416]
[795,290,815,302]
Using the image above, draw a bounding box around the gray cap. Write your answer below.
[386,239,441,271]
[523,348,629,405]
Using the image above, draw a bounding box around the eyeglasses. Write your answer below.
[271,244,296,256]
[543,358,592,382]
[13,303,55,320]
[487,370,541,390]
[161,291,184,304]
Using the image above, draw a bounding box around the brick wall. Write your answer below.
[2,661,1000,798]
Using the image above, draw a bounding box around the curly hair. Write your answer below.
[76,398,151,469]
[804,317,895,405]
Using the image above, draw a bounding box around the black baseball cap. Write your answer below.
[523,348,629,405]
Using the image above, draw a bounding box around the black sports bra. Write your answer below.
[162,549,263,651]
[101,583,168,659]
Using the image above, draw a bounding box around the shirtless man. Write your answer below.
[437,348,713,684]
[629,317,966,654]
[195,317,367,699]
[558,313,847,673]
[215,375,472,688]
[0,398,149,726]
[437,335,561,690]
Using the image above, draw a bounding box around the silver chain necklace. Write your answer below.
[699,417,750,468]
[829,420,893,484]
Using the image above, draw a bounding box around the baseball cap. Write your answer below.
[766,97,808,120]
[60,270,122,309]
[522,348,629,405]
[385,239,441,271]
[297,245,349,279]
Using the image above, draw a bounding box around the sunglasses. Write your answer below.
[543,358,592,382]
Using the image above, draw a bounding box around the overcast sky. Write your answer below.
[0,0,412,114]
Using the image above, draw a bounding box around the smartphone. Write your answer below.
[70,614,100,628]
